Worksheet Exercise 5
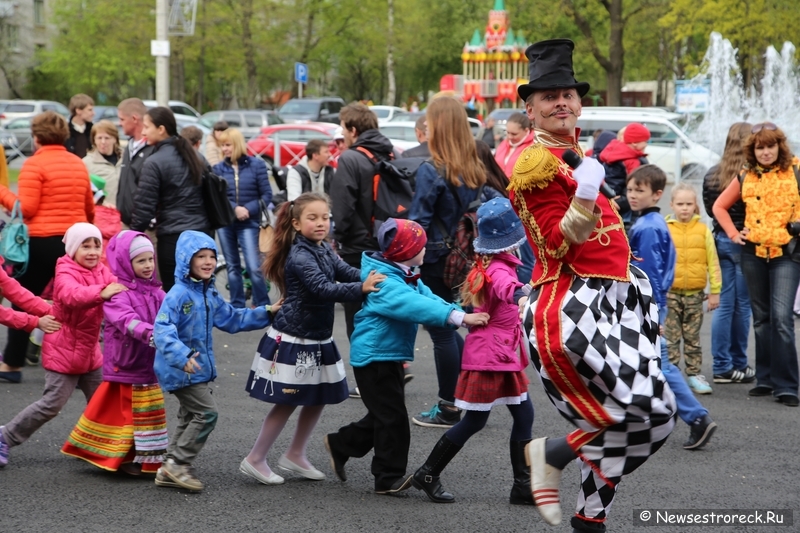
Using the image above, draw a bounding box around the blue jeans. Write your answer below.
[740,253,800,397]
[216,221,271,308]
[711,234,751,375]
[659,306,708,425]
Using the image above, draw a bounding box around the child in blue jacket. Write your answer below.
[627,165,717,451]
[153,230,280,492]
[324,218,489,495]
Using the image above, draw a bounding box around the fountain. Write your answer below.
[689,32,800,155]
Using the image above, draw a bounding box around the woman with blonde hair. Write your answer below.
[702,122,753,385]
[713,122,800,406]
[83,120,122,208]
[408,97,494,428]
[212,128,272,308]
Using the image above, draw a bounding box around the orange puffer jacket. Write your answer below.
[16,145,94,237]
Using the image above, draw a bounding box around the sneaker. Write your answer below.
[0,427,9,467]
[713,368,746,383]
[412,402,461,428]
[687,375,712,394]
[348,386,361,399]
[155,467,180,488]
[403,363,414,385]
[160,459,204,491]
[740,366,756,382]
[683,415,717,450]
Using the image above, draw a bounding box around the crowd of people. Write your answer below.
[0,37,798,533]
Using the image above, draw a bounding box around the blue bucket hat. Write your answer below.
[472,198,527,254]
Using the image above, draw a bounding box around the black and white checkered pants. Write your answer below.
[524,267,676,523]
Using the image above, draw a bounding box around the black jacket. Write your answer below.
[481,128,495,149]
[272,235,363,339]
[118,141,155,225]
[65,119,93,159]
[702,165,746,233]
[402,141,430,159]
[330,129,395,263]
[131,137,210,236]
[294,164,334,196]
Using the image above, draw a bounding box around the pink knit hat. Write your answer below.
[62,223,102,258]
[129,235,155,260]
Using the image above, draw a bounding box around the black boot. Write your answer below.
[571,516,606,532]
[509,439,534,505]
[412,435,462,503]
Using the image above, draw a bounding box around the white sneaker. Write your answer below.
[688,375,713,394]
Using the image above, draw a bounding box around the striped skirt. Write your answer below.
[61,382,169,473]
[246,326,349,406]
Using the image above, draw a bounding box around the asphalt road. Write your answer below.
[1,300,798,533]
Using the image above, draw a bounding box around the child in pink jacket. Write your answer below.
[411,198,535,505]
[0,223,127,467]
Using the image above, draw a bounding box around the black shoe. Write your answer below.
[323,435,348,481]
[776,394,800,407]
[683,415,717,450]
[749,385,773,397]
[375,475,413,495]
[412,435,462,503]
[509,439,534,505]
[412,402,461,428]
[0,371,21,383]
[25,343,40,366]
[403,363,414,385]
[348,386,360,399]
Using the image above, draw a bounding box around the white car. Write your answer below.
[379,121,421,152]
[142,100,202,119]
[578,107,720,182]
[370,105,408,125]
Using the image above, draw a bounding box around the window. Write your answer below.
[373,108,390,119]
[34,0,45,25]
[5,104,35,113]
[267,113,283,125]
[298,129,331,141]
[8,119,30,129]
[245,113,263,128]
[270,129,301,142]
[171,105,196,117]
[221,113,242,127]
[5,25,18,50]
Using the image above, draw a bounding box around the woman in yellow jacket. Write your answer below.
[665,183,721,395]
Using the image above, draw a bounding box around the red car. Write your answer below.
[246,123,340,168]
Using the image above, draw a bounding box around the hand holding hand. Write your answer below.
[101,283,128,301]
[706,293,720,311]
[184,352,202,374]
[463,312,490,327]
[572,157,606,201]
[37,315,61,333]
[361,270,387,293]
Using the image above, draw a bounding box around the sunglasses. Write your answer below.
[751,122,777,134]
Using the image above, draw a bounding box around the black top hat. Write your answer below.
[517,39,590,102]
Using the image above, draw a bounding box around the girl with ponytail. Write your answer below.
[130,106,210,290]
[241,192,385,485]
[410,197,535,505]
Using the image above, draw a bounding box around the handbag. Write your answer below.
[258,199,274,253]
[0,200,29,278]
[201,169,236,230]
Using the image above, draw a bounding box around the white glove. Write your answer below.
[572,157,606,201]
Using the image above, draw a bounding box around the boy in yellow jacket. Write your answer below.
[666,183,722,394]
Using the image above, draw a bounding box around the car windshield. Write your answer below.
[280,101,320,114]
[5,104,34,113]
[489,109,521,121]
[373,108,391,119]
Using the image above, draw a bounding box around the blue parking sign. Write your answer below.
[295,62,308,84]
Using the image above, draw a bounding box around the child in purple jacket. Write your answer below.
[62,231,169,476]
[411,198,535,505]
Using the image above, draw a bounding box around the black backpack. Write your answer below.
[354,146,415,236]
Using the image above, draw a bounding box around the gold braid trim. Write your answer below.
[508,144,561,192]
[560,201,601,245]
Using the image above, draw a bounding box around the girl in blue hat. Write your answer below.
[411,197,535,505]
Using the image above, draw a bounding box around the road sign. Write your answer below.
[295,62,308,84]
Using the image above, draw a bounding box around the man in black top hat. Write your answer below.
[508,39,676,533]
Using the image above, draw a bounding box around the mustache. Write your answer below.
[542,108,576,118]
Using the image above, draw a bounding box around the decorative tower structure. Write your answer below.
[440,0,529,116]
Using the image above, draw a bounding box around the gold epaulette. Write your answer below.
[507,144,561,192]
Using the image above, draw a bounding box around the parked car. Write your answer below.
[390,111,423,123]
[0,117,34,155]
[246,123,340,168]
[142,100,202,119]
[370,105,407,124]
[379,121,423,152]
[278,98,345,124]
[0,100,69,127]
[486,107,523,140]
[201,110,284,140]
[577,107,720,182]
[92,106,121,122]
[387,112,483,140]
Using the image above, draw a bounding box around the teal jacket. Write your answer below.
[349,252,460,368]
[154,231,271,392]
